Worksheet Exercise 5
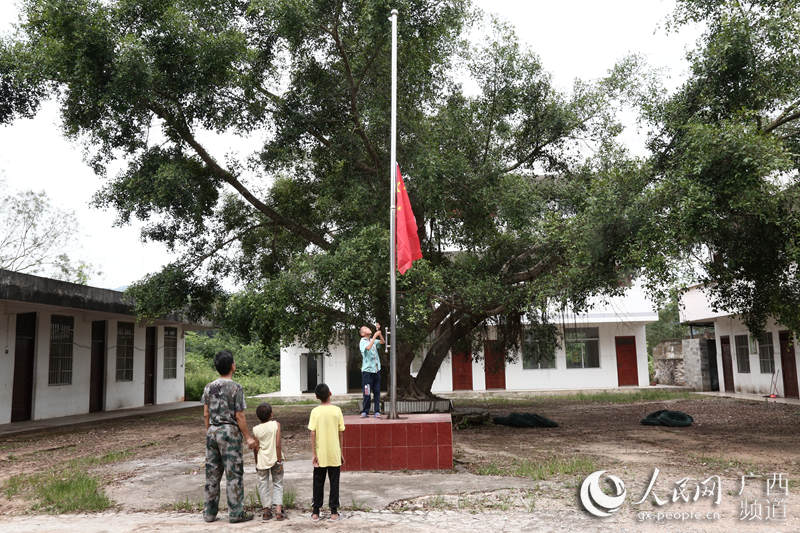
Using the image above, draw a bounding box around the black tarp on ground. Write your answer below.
[640,410,694,427]
[492,412,559,428]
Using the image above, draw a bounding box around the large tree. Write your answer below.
[1,0,647,397]
[0,179,96,283]
[639,0,800,335]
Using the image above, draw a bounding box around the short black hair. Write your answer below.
[214,350,234,375]
[256,403,272,422]
[315,383,331,401]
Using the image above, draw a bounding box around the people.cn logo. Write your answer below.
[579,470,627,517]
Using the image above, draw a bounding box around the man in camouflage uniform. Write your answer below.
[202,350,257,523]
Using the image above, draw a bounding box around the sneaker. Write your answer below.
[311,513,321,521]
[229,512,254,523]
[360,412,367,418]
[374,412,381,419]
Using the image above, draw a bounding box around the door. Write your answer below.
[614,336,639,386]
[89,321,106,413]
[719,336,735,393]
[483,341,506,390]
[305,353,323,392]
[779,331,799,398]
[144,327,156,405]
[11,313,36,422]
[706,339,719,391]
[451,351,473,390]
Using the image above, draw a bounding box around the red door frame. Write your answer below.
[483,341,506,390]
[451,351,473,390]
[614,336,639,386]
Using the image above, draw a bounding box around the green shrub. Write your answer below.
[184,340,280,400]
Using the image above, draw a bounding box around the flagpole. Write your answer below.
[388,7,399,420]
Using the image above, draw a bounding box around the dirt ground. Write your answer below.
[1,394,800,531]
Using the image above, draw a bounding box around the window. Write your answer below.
[734,335,751,373]
[48,315,74,385]
[758,332,775,374]
[522,326,556,369]
[163,327,178,379]
[116,322,135,382]
[565,327,600,369]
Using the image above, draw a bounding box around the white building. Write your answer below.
[0,269,199,424]
[280,285,657,396]
[680,284,800,398]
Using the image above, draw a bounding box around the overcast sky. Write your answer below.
[0,0,700,290]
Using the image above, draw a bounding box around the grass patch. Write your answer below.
[475,456,597,480]
[68,449,135,469]
[462,389,700,408]
[283,484,297,509]
[33,471,111,513]
[3,473,28,498]
[690,454,758,473]
[345,498,371,511]
[170,497,203,512]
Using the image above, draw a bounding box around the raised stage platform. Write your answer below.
[341,413,453,471]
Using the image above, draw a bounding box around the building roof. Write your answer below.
[0,269,211,328]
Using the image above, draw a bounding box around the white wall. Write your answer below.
[280,345,303,395]
[155,326,186,404]
[281,322,650,394]
[680,286,728,323]
[0,309,15,424]
[712,316,797,396]
[106,319,146,411]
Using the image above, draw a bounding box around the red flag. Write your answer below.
[395,164,422,274]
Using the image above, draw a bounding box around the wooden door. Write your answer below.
[483,341,506,390]
[144,327,156,405]
[614,336,639,386]
[720,336,735,393]
[451,351,473,390]
[11,313,36,422]
[779,331,799,398]
[90,321,106,413]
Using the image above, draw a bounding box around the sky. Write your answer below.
[0,0,700,290]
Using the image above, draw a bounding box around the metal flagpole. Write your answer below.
[388,8,399,420]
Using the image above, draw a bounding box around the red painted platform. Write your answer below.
[341,413,452,471]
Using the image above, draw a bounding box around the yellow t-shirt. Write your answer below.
[307,404,345,467]
[252,420,279,469]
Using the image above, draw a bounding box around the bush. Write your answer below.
[184,333,280,399]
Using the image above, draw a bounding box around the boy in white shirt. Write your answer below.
[253,403,285,521]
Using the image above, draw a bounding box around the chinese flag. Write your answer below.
[396,164,422,274]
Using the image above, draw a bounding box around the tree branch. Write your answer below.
[763,98,800,133]
[148,101,332,250]
[328,22,382,170]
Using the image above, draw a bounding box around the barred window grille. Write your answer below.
[734,335,751,373]
[164,327,178,379]
[758,333,775,374]
[565,327,600,369]
[116,322,135,382]
[49,315,74,385]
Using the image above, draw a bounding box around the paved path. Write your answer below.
[0,402,201,437]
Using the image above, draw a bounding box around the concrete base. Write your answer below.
[342,413,452,471]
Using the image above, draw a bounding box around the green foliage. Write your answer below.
[184,331,280,399]
[3,0,652,395]
[0,182,98,282]
[646,295,689,359]
[3,470,111,513]
[639,0,800,335]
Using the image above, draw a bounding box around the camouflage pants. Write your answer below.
[204,424,245,519]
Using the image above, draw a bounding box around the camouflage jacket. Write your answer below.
[201,378,246,426]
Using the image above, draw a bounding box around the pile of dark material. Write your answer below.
[492,412,559,428]
[640,410,694,427]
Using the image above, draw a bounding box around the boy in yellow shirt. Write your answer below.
[307,383,345,521]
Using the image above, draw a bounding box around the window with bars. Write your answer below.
[758,332,775,374]
[48,315,74,385]
[116,322,135,382]
[734,335,751,373]
[164,327,178,379]
[565,327,600,369]
[522,326,556,369]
